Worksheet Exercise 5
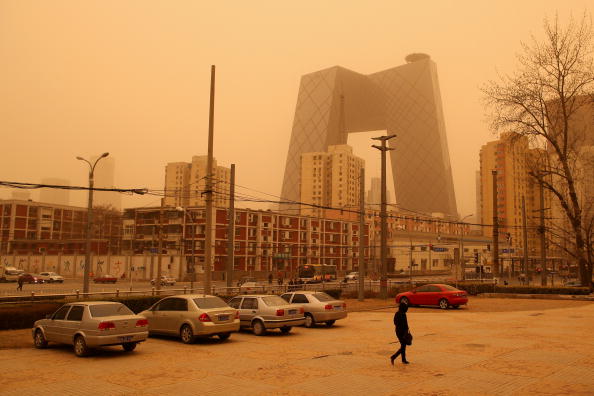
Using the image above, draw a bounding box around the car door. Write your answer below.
[62,305,85,344]
[164,298,188,333]
[151,299,175,333]
[290,293,311,314]
[228,297,243,325]
[412,285,430,305]
[426,285,443,305]
[45,305,72,344]
[240,298,258,325]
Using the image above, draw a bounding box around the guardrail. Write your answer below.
[0,280,414,304]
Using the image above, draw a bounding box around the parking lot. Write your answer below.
[1,298,593,396]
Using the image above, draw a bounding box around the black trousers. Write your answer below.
[391,336,407,362]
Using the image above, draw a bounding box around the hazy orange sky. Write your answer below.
[1,1,592,218]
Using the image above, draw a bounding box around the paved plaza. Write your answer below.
[1,300,593,396]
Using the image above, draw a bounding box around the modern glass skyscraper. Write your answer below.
[280,54,457,217]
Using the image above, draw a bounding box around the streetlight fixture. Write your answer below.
[77,152,109,294]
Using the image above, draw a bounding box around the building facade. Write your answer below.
[0,199,122,255]
[281,54,457,217]
[300,145,364,217]
[122,206,369,278]
[163,156,231,208]
[479,133,551,271]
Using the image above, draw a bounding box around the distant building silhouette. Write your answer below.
[39,178,70,206]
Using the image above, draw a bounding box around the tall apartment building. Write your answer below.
[92,156,122,211]
[366,177,393,208]
[39,178,70,206]
[163,156,231,208]
[163,162,191,208]
[479,133,547,265]
[299,145,364,218]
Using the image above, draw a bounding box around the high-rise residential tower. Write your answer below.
[92,156,121,211]
[281,54,457,217]
[39,178,70,206]
[299,144,364,217]
[163,156,230,208]
[366,177,393,209]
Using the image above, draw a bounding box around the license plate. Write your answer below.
[289,310,297,315]
[218,315,229,321]
[118,336,132,342]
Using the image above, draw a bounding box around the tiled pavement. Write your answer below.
[1,302,593,396]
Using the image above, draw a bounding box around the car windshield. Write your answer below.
[441,285,460,291]
[261,296,288,306]
[193,296,228,309]
[90,304,133,317]
[312,292,334,302]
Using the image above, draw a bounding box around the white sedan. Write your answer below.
[37,272,65,283]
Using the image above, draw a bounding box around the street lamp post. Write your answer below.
[77,152,109,294]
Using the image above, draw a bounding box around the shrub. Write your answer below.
[0,302,63,330]
[322,289,342,299]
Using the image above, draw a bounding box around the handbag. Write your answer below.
[404,332,413,346]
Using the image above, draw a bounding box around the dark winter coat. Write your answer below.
[393,302,409,340]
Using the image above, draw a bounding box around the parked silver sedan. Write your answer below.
[227,294,305,336]
[32,301,148,357]
[139,294,240,344]
[281,291,347,328]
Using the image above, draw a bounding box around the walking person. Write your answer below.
[390,302,411,365]
[16,275,24,291]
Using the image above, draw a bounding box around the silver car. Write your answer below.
[37,272,65,283]
[32,301,148,357]
[227,295,305,336]
[139,294,240,344]
[281,291,347,328]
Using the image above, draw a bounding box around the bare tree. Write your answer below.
[483,13,594,288]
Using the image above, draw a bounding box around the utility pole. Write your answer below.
[539,177,547,286]
[204,65,216,295]
[226,164,236,289]
[156,202,164,293]
[492,170,499,277]
[358,167,365,302]
[521,196,529,284]
[372,134,396,299]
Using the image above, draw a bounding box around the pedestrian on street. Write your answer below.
[268,273,273,284]
[390,302,411,365]
[16,275,24,291]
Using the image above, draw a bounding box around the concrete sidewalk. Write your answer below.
[0,301,593,395]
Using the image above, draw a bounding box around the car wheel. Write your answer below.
[33,329,48,349]
[122,342,137,352]
[304,313,315,328]
[218,333,231,340]
[74,335,90,357]
[400,297,409,305]
[439,298,449,310]
[252,320,267,336]
[180,324,195,344]
[280,326,292,334]
[325,320,335,327]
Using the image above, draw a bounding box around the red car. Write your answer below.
[93,274,117,284]
[20,273,42,284]
[395,284,468,309]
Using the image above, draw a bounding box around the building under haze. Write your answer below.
[478,132,548,268]
[366,177,393,209]
[39,178,70,206]
[280,54,457,217]
[299,145,364,217]
[91,156,121,211]
[163,156,231,208]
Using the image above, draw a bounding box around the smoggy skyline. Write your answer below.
[1,1,592,218]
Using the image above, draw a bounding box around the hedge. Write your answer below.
[451,282,591,296]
